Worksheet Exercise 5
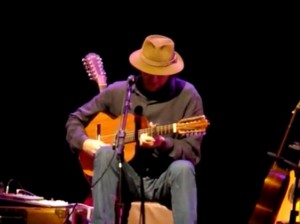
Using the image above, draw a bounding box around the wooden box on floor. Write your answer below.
[128,201,173,224]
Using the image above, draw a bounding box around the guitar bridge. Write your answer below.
[97,124,101,141]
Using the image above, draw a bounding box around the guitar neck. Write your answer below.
[124,124,176,143]
[122,115,207,143]
[274,101,299,168]
[139,124,175,136]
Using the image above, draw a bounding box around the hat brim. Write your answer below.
[129,49,184,76]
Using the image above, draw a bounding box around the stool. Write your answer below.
[83,194,173,223]
[128,201,173,224]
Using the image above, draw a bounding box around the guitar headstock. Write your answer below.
[176,115,210,136]
[82,52,107,91]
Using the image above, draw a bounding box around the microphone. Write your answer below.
[127,75,136,85]
[267,152,300,171]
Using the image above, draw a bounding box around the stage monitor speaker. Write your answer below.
[0,206,70,224]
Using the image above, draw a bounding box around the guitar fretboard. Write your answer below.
[124,124,176,143]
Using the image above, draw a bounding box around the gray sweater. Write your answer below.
[66,76,205,177]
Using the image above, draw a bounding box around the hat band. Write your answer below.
[140,53,177,67]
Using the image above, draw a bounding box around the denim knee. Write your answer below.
[168,160,195,176]
[94,145,115,163]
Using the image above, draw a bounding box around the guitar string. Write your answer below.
[93,117,207,143]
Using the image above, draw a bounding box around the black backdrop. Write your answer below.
[0,7,299,223]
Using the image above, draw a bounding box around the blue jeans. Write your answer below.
[91,146,197,224]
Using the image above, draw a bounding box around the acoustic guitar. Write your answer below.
[79,112,210,177]
[249,101,300,224]
[275,169,300,223]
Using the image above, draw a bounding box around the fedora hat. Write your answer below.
[129,34,184,76]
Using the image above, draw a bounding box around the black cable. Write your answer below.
[5,178,24,194]
[63,203,78,224]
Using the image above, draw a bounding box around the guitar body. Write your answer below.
[275,170,300,223]
[79,113,149,177]
[249,166,290,224]
[250,101,300,224]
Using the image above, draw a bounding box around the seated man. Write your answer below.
[66,34,208,224]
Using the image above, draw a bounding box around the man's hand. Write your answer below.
[82,139,110,156]
[139,133,165,148]
[139,122,166,149]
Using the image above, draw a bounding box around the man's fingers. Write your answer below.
[140,133,154,145]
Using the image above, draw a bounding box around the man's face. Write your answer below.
[140,72,170,92]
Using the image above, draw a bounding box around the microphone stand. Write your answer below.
[114,75,135,224]
[267,152,300,224]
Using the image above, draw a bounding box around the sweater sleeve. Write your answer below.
[159,86,205,165]
[65,91,110,151]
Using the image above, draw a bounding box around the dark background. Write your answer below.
[0,5,299,223]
